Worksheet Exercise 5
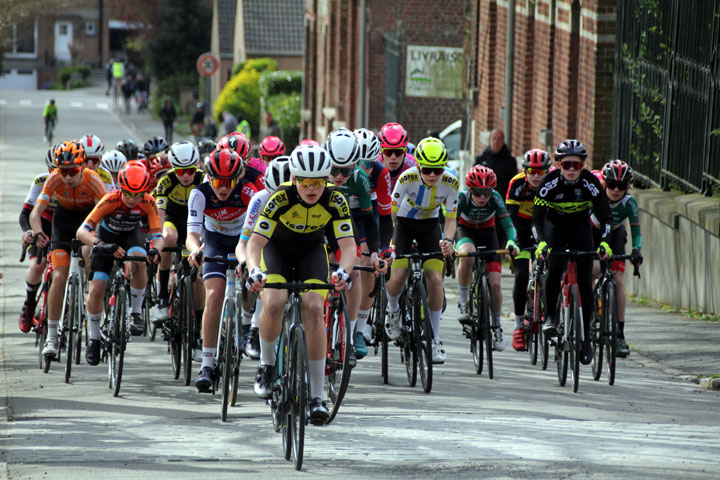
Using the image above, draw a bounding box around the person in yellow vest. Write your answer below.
[112,60,125,103]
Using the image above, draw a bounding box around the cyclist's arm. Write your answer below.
[443,214,456,242]
[442,181,459,240]
[19,205,33,232]
[245,232,269,273]
[628,196,642,249]
[336,236,357,273]
[390,175,408,224]
[29,202,47,234]
[186,231,202,254]
[493,192,518,242]
[359,211,379,254]
[376,167,393,215]
[378,213,393,251]
[235,238,248,267]
[589,175,612,243]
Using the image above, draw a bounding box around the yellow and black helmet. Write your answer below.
[415,137,447,168]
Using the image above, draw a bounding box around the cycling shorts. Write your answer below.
[28,217,52,260]
[327,216,362,259]
[260,240,330,299]
[89,226,146,282]
[203,230,239,281]
[50,207,92,268]
[392,217,443,269]
[164,213,188,246]
[593,224,627,272]
[455,225,501,273]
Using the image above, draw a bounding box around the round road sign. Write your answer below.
[197,52,219,77]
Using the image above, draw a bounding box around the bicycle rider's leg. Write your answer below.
[156,222,178,317]
[301,290,327,400]
[200,277,225,363]
[512,225,533,330]
[542,221,568,334]
[357,243,374,341]
[455,234,475,312]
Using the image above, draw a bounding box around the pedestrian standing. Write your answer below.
[159,98,177,143]
[105,58,113,96]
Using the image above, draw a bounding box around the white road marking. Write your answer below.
[0,99,6,105]
[71,101,83,108]
[19,99,32,105]
[96,103,108,110]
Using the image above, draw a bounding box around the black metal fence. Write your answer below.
[612,0,720,194]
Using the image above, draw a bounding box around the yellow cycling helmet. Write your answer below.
[415,137,447,168]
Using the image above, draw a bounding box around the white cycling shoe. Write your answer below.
[385,309,402,341]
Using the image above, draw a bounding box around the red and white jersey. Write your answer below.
[187,179,257,237]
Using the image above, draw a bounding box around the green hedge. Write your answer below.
[58,64,93,88]
[259,70,303,97]
[265,93,301,150]
[230,57,277,78]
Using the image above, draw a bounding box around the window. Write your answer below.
[6,19,37,58]
[86,21,96,36]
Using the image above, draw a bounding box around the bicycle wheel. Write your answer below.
[371,283,389,384]
[38,298,49,371]
[111,284,127,397]
[568,286,581,393]
[481,277,494,379]
[413,282,433,393]
[144,264,156,340]
[401,293,417,387]
[591,284,604,381]
[555,296,568,387]
[324,301,351,423]
[169,294,182,380]
[526,277,539,365]
[221,300,235,422]
[181,277,196,386]
[74,304,84,366]
[64,276,78,384]
[605,281,619,386]
[287,326,308,470]
[470,278,484,375]
[230,315,241,407]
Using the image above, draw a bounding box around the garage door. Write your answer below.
[0,69,37,90]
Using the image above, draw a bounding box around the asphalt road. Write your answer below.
[1,87,719,479]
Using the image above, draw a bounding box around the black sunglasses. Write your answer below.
[606,179,628,190]
[331,166,354,177]
[420,167,444,176]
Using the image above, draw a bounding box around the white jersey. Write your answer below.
[391,166,459,220]
[240,189,271,240]
[187,180,257,237]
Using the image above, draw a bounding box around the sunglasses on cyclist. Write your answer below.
[59,167,81,177]
[605,179,629,190]
[526,168,547,176]
[174,167,197,176]
[210,177,237,189]
[560,160,583,171]
[295,177,326,189]
[360,160,375,169]
[420,167,444,176]
[121,190,144,199]
[382,148,405,158]
[330,166,354,177]
[85,157,101,166]
[470,187,493,197]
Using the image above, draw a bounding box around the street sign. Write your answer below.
[196,52,219,77]
[405,45,463,99]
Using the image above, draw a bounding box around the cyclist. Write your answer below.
[77,161,164,363]
[100,149,127,188]
[142,136,171,192]
[455,165,518,352]
[197,138,216,172]
[217,132,266,191]
[153,141,206,334]
[187,149,258,393]
[29,141,106,358]
[116,139,140,161]
[353,128,393,346]
[506,149,551,351]
[377,122,416,192]
[591,160,643,357]
[385,137,458,364]
[532,139,612,366]
[18,147,58,332]
[246,144,356,424]
[80,134,114,191]
[42,99,58,142]
[236,157,292,360]
[247,135,286,174]
[325,128,381,360]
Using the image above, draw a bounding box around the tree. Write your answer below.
[147,0,211,81]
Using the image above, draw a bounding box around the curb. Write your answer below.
[699,377,720,390]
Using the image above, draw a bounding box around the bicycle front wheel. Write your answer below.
[370,282,389,384]
[526,276,540,365]
[288,326,308,470]
[401,293,417,387]
[64,276,78,384]
[568,285,581,393]
[470,279,483,375]
[181,278,196,386]
[110,285,127,397]
[605,281,619,385]
[413,282,433,393]
[169,295,182,380]
[556,296,568,386]
[220,300,235,422]
[324,301,351,423]
[591,284,604,381]
[481,277,494,379]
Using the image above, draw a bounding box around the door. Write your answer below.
[54,21,73,64]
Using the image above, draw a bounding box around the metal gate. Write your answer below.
[612,0,720,194]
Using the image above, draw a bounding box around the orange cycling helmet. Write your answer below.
[118,160,151,193]
[465,165,497,189]
[55,140,86,167]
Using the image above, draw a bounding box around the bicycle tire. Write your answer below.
[413,282,433,393]
[556,296,568,386]
[39,298,49,371]
[221,299,235,422]
[324,301,351,424]
[111,284,127,397]
[591,283,604,381]
[64,276,77,384]
[230,317,241,407]
[481,277,494,379]
[181,277,196,386]
[606,281,618,386]
[372,282,389,384]
[74,306,83,366]
[527,276,539,365]
[401,292,417,387]
[170,295,182,380]
[470,278,483,375]
[569,285,581,393]
[288,326,308,470]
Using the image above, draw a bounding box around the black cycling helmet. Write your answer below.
[197,137,216,155]
[116,139,139,160]
[554,139,588,161]
[143,136,169,157]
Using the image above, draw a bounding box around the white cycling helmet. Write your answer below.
[45,144,59,169]
[353,128,381,162]
[80,134,105,158]
[101,149,127,173]
[290,144,332,179]
[264,156,292,193]
[168,141,199,168]
[324,127,360,167]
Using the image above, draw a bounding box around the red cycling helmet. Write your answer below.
[378,123,408,149]
[118,160,151,193]
[206,149,243,179]
[522,149,552,170]
[298,139,320,147]
[465,165,497,189]
[602,159,633,184]
[217,132,252,160]
[259,135,286,157]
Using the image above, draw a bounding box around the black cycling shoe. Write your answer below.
[309,397,330,424]
[195,366,214,393]
[542,316,558,337]
[129,313,145,336]
[85,339,102,366]
[580,340,593,365]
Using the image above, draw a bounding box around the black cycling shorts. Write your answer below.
[261,240,329,285]
[89,226,146,282]
[392,217,442,260]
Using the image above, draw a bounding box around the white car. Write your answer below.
[439,119,463,174]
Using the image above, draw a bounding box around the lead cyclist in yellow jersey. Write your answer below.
[385,137,458,364]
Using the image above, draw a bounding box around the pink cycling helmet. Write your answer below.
[378,123,409,149]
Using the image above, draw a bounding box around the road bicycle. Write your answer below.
[591,254,640,385]
[144,242,159,341]
[94,249,148,397]
[367,266,389,384]
[524,254,549,369]
[390,245,438,393]
[20,239,52,371]
[203,254,244,422]
[265,280,338,470]
[455,248,507,379]
[44,117,55,144]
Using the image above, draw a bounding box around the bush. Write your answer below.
[75,64,92,80]
[259,70,303,98]
[58,66,74,85]
[266,93,301,150]
[231,57,277,78]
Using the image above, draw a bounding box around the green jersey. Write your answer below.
[43,103,57,119]
[457,189,517,241]
[338,167,373,214]
[591,193,642,249]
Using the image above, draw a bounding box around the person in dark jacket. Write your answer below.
[159,98,177,143]
[475,129,518,247]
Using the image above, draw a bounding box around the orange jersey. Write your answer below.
[81,191,162,241]
[37,168,106,211]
